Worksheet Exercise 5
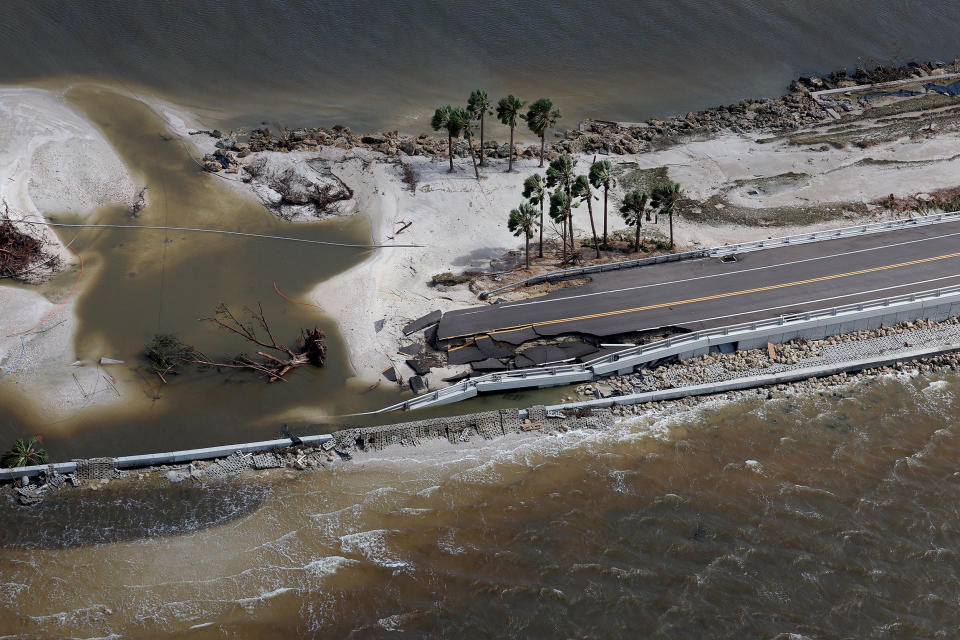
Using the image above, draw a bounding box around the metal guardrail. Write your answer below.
[479,250,708,299]
[708,211,960,257]
[0,434,335,481]
[377,282,960,413]
[478,212,960,299]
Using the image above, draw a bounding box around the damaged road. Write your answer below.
[437,220,960,346]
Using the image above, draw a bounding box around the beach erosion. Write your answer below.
[8,75,960,439]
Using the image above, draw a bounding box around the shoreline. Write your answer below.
[8,326,960,505]
[5,58,960,444]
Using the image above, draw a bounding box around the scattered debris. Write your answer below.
[193,303,326,382]
[0,206,61,280]
[402,310,441,336]
[130,186,148,216]
[398,343,421,357]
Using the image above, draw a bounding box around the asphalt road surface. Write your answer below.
[438,221,960,342]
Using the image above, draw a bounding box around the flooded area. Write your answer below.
[2,372,959,636]
[0,86,380,456]
[0,85,566,460]
[4,3,960,637]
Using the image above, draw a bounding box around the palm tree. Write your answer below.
[467,90,492,166]
[496,94,524,172]
[620,190,649,254]
[431,105,464,173]
[525,98,561,167]
[522,173,547,257]
[455,106,480,180]
[546,155,577,257]
[508,203,541,269]
[589,159,615,248]
[2,437,48,468]
[651,180,685,249]
[549,190,572,262]
[572,175,600,258]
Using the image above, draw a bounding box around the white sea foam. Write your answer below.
[303,555,353,578]
[339,529,407,569]
[235,587,294,612]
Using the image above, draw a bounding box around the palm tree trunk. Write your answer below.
[507,125,515,172]
[539,133,546,168]
[669,210,674,249]
[561,215,567,262]
[602,185,609,248]
[468,138,479,180]
[586,195,600,258]
[447,135,454,172]
[635,223,641,254]
[567,202,574,259]
[479,116,485,166]
[538,197,544,258]
[525,234,530,269]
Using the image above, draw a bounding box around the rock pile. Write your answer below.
[196,59,960,173]
[575,317,960,403]
[792,59,960,92]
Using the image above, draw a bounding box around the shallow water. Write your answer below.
[0,84,569,458]
[3,4,960,637]
[0,85,391,457]
[1,372,959,637]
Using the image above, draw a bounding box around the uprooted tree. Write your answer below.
[193,303,326,382]
[0,203,61,280]
[145,334,197,383]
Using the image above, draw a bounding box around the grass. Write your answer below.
[681,195,869,227]
[431,271,479,286]
[785,103,960,149]
[855,93,960,120]
[617,166,669,194]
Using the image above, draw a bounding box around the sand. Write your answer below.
[8,83,960,417]
[306,124,960,387]
[0,87,137,419]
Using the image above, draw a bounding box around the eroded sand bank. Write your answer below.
[0,87,136,420]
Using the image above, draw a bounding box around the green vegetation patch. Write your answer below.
[431,271,479,286]
[681,195,869,227]
[787,104,960,149]
[856,93,960,120]
[618,166,669,194]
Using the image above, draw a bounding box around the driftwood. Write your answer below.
[193,303,326,382]
[0,202,61,279]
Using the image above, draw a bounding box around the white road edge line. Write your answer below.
[606,273,960,336]
[461,226,960,316]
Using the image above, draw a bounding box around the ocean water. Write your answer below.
[1,372,960,636]
[3,2,960,637]
[2,1,960,132]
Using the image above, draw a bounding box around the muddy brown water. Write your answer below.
[2,372,959,637]
[0,85,565,460]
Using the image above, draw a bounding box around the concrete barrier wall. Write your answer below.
[0,434,334,482]
[378,286,960,413]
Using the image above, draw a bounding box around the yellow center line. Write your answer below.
[447,340,477,352]
[445,250,960,340]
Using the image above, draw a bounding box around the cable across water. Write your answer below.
[15,220,422,249]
